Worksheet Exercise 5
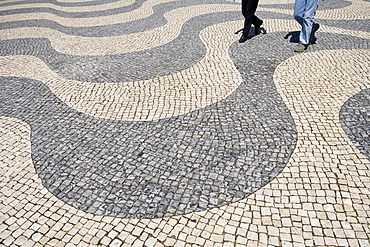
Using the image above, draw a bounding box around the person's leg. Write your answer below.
[252,15,263,35]
[294,0,306,27]
[293,0,307,51]
[295,0,320,45]
[306,0,320,43]
[293,0,319,51]
[240,0,260,42]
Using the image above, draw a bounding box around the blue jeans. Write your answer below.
[294,0,320,45]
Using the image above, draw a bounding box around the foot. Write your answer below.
[255,20,263,35]
[309,23,320,43]
[239,33,249,43]
[294,43,308,52]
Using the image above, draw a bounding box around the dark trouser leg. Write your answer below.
[252,15,263,27]
[252,15,263,35]
[242,0,260,34]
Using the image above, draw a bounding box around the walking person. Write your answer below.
[239,0,263,43]
[293,0,320,52]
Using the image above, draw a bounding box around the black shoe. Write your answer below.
[309,23,320,43]
[255,20,263,35]
[239,33,249,43]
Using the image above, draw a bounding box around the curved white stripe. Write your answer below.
[257,0,370,21]
[0,0,177,26]
[0,0,116,4]
[0,4,240,55]
[0,0,135,12]
[314,0,370,20]
[0,20,244,122]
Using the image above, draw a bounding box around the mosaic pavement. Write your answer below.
[0,0,369,245]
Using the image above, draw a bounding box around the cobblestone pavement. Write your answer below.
[0,0,369,246]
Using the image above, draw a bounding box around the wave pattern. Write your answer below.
[0,0,369,242]
[0,0,121,7]
[0,0,135,13]
[0,0,176,26]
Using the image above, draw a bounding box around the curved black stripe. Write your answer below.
[0,11,291,83]
[0,0,147,18]
[316,19,370,32]
[340,89,370,160]
[0,0,237,18]
[0,0,120,8]
[0,1,190,35]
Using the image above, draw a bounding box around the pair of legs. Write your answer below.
[294,0,320,51]
[239,0,263,43]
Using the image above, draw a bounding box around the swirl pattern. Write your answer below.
[0,0,369,245]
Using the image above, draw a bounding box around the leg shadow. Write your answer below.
[284,31,300,43]
[235,27,267,40]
